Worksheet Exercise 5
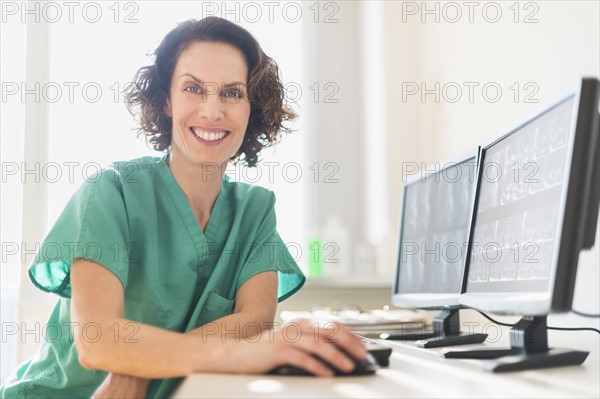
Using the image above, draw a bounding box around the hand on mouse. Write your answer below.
[209,319,367,377]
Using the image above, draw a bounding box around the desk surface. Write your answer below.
[173,321,600,398]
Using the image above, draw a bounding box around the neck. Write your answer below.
[166,151,226,226]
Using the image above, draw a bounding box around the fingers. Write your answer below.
[274,347,335,377]
[287,319,367,359]
[319,322,367,361]
[274,319,367,374]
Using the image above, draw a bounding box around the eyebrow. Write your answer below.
[179,73,247,88]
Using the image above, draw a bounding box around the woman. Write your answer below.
[0,17,366,398]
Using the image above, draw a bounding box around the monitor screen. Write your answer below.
[393,151,478,309]
[467,97,574,294]
[461,78,600,315]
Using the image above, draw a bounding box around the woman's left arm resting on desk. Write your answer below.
[92,271,278,398]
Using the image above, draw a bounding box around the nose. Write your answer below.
[198,86,224,121]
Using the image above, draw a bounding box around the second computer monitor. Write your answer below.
[393,149,479,309]
[461,78,600,316]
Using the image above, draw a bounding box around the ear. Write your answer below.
[165,97,173,117]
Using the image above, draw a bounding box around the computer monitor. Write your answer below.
[448,78,600,371]
[391,150,487,348]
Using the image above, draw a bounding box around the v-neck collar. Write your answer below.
[156,154,225,255]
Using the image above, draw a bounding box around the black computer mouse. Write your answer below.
[268,351,380,377]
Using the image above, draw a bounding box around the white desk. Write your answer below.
[173,320,600,398]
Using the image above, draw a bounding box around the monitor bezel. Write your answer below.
[392,147,481,310]
[460,78,600,316]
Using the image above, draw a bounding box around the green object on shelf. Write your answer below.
[308,236,323,277]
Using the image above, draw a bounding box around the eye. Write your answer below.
[184,83,202,94]
[223,89,243,99]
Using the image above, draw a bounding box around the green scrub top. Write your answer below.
[0,155,305,398]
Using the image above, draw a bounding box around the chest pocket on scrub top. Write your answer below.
[196,291,234,327]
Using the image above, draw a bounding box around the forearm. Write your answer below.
[75,318,222,378]
[187,312,276,341]
[78,312,273,378]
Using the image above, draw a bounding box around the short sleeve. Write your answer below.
[236,192,305,302]
[28,169,131,298]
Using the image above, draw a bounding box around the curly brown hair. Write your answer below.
[124,17,296,167]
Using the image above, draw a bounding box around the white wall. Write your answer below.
[280,0,599,323]
[380,0,600,309]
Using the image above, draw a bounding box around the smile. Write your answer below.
[190,127,229,143]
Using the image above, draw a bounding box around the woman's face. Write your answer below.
[166,41,250,168]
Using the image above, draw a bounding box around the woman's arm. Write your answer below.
[73,258,366,380]
[88,269,278,397]
[73,258,278,377]
[71,258,219,378]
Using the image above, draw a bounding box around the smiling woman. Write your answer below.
[0,17,367,399]
[166,42,251,180]
[125,18,295,168]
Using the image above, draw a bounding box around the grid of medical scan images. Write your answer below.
[398,158,477,294]
[467,98,575,293]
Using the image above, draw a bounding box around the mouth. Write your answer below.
[190,127,230,144]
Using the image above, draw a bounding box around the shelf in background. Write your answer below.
[304,276,393,290]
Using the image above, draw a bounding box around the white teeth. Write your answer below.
[192,128,227,141]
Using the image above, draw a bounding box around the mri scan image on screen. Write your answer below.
[397,158,477,295]
[467,98,575,294]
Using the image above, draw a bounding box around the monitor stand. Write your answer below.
[414,309,488,348]
[440,315,589,372]
[383,309,487,348]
